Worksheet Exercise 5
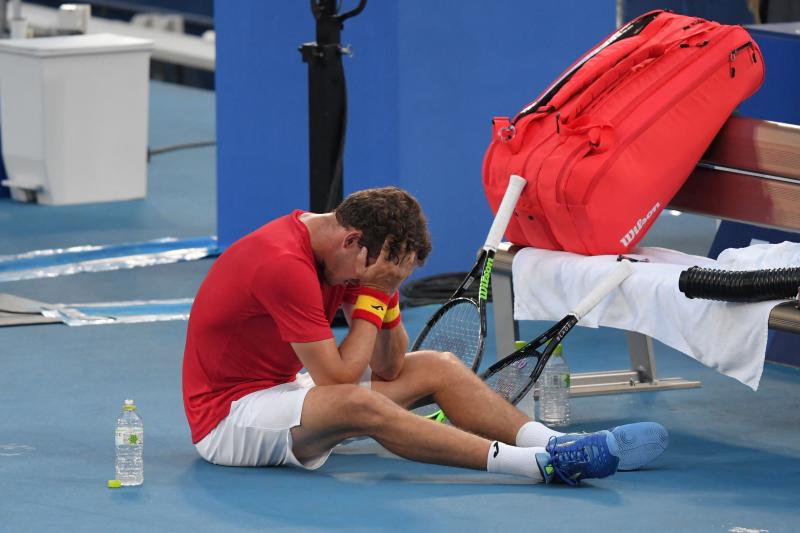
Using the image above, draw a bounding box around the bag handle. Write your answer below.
[547,37,645,112]
[561,43,665,125]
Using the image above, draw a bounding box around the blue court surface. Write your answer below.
[1,82,799,533]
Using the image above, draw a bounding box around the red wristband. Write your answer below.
[382,291,401,330]
[351,287,391,328]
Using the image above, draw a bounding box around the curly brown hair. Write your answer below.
[334,187,432,264]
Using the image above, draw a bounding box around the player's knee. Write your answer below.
[415,349,461,367]
[418,351,472,386]
[436,351,470,374]
[339,386,393,431]
[423,349,470,373]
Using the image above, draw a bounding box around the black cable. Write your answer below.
[679,266,800,303]
[147,140,216,160]
[400,273,491,307]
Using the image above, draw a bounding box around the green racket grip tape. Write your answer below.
[479,257,493,301]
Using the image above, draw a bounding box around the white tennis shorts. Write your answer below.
[195,368,372,470]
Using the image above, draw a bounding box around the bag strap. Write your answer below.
[561,43,665,125]
[546,37,646,112]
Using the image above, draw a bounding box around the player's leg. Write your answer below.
[291,383,620,484]
[290,383,491,470]
[372,351,668,470]
[370,350,535,444]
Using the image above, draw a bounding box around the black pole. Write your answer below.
[300,0,366,213]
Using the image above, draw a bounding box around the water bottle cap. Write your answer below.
[553,344,564,356]
[107,479,122,488]
[123,399,136,411]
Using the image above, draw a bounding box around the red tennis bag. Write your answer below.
[482,10,764,255]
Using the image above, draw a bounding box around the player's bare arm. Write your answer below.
[358,245,419,380]
[291,317,378,386]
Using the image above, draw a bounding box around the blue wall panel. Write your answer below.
[738,28,800,124]
[394,2,615,277]
[216,1,615,277]
[622,1,754,24]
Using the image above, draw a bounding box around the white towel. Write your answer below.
[511,242,800,390]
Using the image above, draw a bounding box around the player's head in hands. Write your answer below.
[324,186,432,286]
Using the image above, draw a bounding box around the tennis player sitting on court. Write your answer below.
[182,187,668,485]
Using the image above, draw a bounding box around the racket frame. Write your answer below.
[479,314,577,406]
[480,259,634,405]
[410,175,527,419]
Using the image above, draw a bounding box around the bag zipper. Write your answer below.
[729,41,757,77]
[580,32,755,206]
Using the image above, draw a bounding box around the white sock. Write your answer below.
[486,441,547,481]
[515,421,565,448]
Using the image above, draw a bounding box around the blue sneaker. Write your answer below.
[609,422,669,471]
[553,422,668,471]
[544,430,620,485]
[535,452,556,484]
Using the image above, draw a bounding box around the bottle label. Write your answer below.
[546,373,570,389]
[115,430,143,446]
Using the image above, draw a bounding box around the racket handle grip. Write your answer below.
[484,174,527,252]
[571,260,633,320]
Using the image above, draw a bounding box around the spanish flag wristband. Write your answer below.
[352,287,391,328]
[382,291,401,330]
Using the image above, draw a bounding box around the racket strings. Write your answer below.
[415,301,482,369]
[484,354,540,404]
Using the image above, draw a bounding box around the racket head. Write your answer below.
[479,350,543,406]
[410,297,485,371]
[481,315,576,405]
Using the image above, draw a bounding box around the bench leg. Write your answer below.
[626,331,657,383]
[492,267,518,363]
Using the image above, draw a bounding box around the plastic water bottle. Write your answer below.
[538,344,571,427]
[115,399,143,486]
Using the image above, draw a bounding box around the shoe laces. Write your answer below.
[546,435,593,485]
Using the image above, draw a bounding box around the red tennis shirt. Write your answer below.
[182,210,354,443]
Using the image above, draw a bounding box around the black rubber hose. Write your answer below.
[679,266,800,302]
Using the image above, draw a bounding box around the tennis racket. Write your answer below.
[410,174,527,418]
[439,258,634,421]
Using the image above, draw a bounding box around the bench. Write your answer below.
[491,115,800,396]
